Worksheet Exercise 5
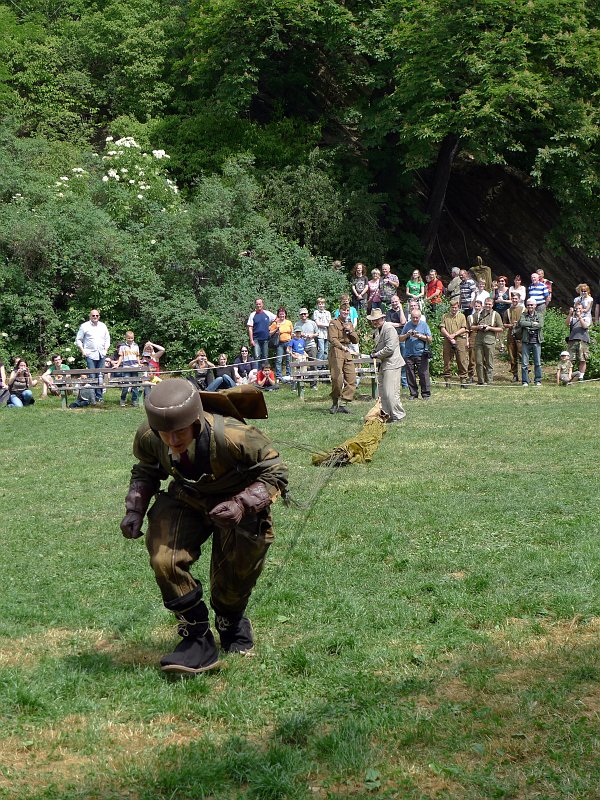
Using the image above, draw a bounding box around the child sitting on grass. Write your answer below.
[256,366,278,391]
[556,351,573,385]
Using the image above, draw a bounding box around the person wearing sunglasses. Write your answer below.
[75,309,111,402]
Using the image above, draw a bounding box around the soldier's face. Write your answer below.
[159,425,195,454]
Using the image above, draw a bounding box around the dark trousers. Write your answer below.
[405,354,431,398]
[145,488,273,616]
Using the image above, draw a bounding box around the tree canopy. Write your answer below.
[0,0,598,364]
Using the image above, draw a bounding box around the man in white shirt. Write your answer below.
[75,308,111,401]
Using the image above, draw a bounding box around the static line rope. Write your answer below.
[429,375,600,388]
[205,431,345,611]
[249,447,345,610]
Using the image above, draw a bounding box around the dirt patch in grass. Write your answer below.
[0,712,227,797]
[0,715,95,795]
[0,626,179,670]
[491,615,600,659]
[401,617,600,797]
[0,628,77,667]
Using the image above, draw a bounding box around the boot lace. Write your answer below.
[176,614,206,638]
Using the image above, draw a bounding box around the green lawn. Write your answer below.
[0,381,598,800]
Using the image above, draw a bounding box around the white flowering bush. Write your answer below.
[48,136,182,227]
[97,136,182,226]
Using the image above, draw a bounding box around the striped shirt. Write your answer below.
[119,342,140,368]
[528,283,549,307]
[459,279,476,310]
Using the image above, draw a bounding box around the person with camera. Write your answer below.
[399,308,433,400]
[567,302,591,382]
[516,299,544,386]
[328,305,359,413]
[7,358,38,407]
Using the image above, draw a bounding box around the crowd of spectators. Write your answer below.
[1,265,598,409]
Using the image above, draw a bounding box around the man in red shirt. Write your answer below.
[426,270,444,305]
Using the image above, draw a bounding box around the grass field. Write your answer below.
[0,379,599,800]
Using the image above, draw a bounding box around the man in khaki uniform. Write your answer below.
[504,293,523,382]
[466,299,482,383]
[439,301,468,387]
[471,297,503,384]
[120,380,288,675]
[327,306,359,413]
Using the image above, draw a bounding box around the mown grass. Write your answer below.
[0,380,598,799]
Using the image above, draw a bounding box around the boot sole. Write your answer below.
[160,658,222,675]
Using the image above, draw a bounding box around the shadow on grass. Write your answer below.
[12,618,597,799]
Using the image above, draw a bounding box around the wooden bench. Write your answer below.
[52,368,151,408]
[290,357,379,400]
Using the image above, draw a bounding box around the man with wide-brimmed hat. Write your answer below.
[367,308,406,423]
[120,379,288,675]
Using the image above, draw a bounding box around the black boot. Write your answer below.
[160,586,220,674]
[215,612,254,654]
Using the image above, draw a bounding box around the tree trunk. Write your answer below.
[421,133,460,266]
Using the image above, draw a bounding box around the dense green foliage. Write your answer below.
[0,128,345,365]
[0,0,598,363]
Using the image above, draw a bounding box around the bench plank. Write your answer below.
[52,368,150,408]
[290,357,379,400]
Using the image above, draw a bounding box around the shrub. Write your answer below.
[541,308,568,362]
[422,299,448,378]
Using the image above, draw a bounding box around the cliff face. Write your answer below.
[427,163,600,309]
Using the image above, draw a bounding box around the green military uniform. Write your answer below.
[473,309,503,384]
[131,411,287,612]
[121,380,288,673]
[328,316,359,408]
[466,313,478,382]
[439,310,468,384]
[504,305,523,380]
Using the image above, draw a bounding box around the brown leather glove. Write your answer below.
[120,481,155,539]
[209,482,271,526]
